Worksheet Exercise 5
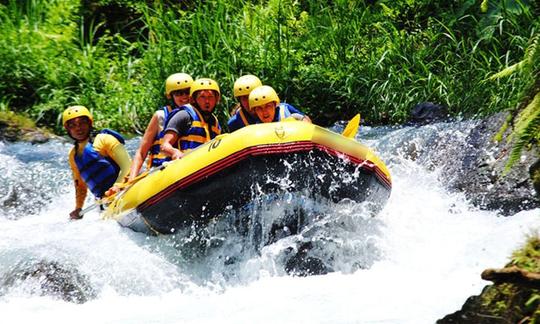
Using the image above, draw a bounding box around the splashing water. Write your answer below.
[0,122,537,324]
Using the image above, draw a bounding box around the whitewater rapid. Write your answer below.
[0,123,538,324]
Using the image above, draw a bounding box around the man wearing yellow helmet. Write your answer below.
[248,85,311,124]
[161,78,222,160]
[227,75,262,132]
[62,105,131,220]
[127,73,193,181]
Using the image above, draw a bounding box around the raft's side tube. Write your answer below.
[103,121,391,221]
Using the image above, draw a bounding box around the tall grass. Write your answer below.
[0,0,537,133]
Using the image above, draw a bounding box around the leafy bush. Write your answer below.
[0,0,537,133]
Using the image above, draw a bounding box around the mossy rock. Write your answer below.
[438,281,540,323]
[439,237,540,323]
[0,111,59,143]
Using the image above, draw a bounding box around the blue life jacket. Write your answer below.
[149,106,173,167]
[227,107,258,132]
[164,105,221,152]
[74,129,124,198]
[273,103,293,122]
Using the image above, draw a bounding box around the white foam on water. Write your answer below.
[0,130,538,324]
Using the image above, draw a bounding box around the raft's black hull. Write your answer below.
[135,145,390,234]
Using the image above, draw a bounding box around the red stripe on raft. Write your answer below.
[139,141,391,211]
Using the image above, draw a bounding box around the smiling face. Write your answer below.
[193,90,219,114]
[66,116,91,141]
[254,102,276,123]
[171,88,190,106]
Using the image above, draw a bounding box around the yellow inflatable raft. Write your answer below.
[103,121,392,234]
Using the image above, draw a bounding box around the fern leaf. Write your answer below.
[488,61,524,80]
[504,92,540,172]
[508,91,540,143]
[524,33,539,68]
[494,113,513,142]
[505,113,540,172]
[489,32,539,81]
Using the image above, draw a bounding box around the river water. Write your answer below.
[0,121,538,324]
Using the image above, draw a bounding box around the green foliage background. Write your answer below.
[0,0,538,135]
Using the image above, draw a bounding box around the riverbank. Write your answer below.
[0,111,59,143]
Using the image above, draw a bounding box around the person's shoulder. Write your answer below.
[172,108,191,118]
[95,131,124,146]
[94,132,113,143]
[227,113,239,125]
[165,109,191,131]
[154,108,165,118]
[68,146,76,159]
[229,105,241,117]
[282,103,303,114]
[282,102,297,109]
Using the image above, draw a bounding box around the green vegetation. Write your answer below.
[0,110,36,129]
[479,235,540,322]
[491,31,539,171]
[511,234,540,273]
[0,0,538,136]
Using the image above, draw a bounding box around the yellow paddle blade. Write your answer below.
[342,114,361,138]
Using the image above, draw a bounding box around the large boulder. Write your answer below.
[438,237,540,323]
[0,259,96,303]
[443,112,540,215]
[437,283,538,323]
[0,112,58,143]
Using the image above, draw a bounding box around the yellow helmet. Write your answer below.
[248,85,280,113]
[62,105,93,126]
[233,75,262,97]
[190,78,220,98]
[165,73,193,97]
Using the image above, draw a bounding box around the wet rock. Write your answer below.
[437,284,538,324]
[266,206,307,245]
[20,129,57,144]
[0,183,54,219]
[530,159,540,197]
[409,102,449,125]
[0,259,97,303]
[284,242,331,276]
[0,114,58,143]
[443,113,539,215]
[481,266,540,289]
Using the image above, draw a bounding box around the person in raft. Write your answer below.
[226,74,263,132]
[127,73,193,181]
[161,78,222,160]
[247,85,311,124]
[63,105,131,220]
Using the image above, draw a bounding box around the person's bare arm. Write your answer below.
[68,148,87,219]
[128,113,160,181]
[161,131,183,160]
